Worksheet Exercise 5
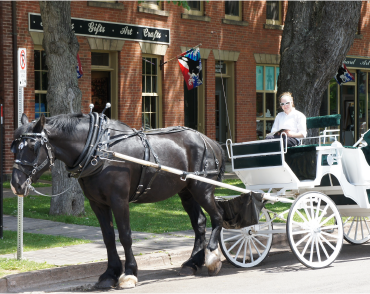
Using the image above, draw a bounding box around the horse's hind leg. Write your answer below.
[188,182,223,276]
[89,201,123,288]
[178,189,207,275]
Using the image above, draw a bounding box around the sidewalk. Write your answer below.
[0,171,290,292]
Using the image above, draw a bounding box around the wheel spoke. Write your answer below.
[309,237,315,262]
[347,217,356,236]
[364,217,370,235]
[320,213,335,226]
[315,237,321,262]
[224,234,242,242]
[343,217,351,225]
[321,225,339,231]
[292,229,310,235]
[318,235,330,259]
[361,217,364,240]
[295,232,311,247]
[234,239,245,261]
[296,209,309,224]
[301,235,313,257]
[303,207,312,223]
[249,240,254,262]
[243,239,247,264]
[251,238,261,257]
[315,198,322,221]
[320,234,336,250]
[355,217,359,241]
[227,236,244,253]
[251,236,267,249]
[317,204,329,224]
[321,231,339,240]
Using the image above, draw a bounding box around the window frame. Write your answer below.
[266,1,282,25]
[183,1,203,16]
[142,54,162,129]
[256,64,280,140]
[225,1,242,21]
[140,1,162,11]
[34,48,50,118]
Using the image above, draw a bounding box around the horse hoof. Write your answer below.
[208,260,222,276]
[118,274,138,289]
[178,266,196,276]
[205,247,222,276]
[95,278,116,289]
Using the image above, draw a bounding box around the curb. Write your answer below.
[0,249,192,293]
[0,233,290,292]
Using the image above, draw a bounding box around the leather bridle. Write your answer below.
[11,130,55,196]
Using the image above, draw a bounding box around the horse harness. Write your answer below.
[11,130,55,195]
[12,113,220,201]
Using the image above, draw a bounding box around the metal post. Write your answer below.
[17,196,23,259]
[0,104,3,239]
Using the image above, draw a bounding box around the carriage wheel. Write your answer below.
[219,208,273,268]
[343,216,370,245]
[287,192,343,269]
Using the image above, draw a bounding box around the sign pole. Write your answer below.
[0,104,3,239]
[17,48,26,260]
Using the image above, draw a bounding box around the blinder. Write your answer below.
[11,130,55,195]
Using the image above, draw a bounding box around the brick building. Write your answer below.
[0,1,370,177]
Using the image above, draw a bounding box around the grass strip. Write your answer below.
[0,258,56,279]
[0,230,91,255]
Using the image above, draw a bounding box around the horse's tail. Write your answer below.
[216,142,226,182]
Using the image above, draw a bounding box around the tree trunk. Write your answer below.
[278,1,361,122]
[39,1,85,215]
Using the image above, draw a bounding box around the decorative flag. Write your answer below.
[77,53,83,79]
[334,63,354,85]
[178,48,203,90]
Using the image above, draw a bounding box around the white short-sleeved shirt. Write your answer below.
[271,108,307,138]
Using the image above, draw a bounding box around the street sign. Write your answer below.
[18,48,27,87]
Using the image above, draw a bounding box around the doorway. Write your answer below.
[91,71,111,118]
[216,77,228,143]
[184,82,198,130]
[341,85,355,146]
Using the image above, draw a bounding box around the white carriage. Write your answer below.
[219,114,370,269]
[112,114,370,270]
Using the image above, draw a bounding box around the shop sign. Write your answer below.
[343,57,370,69]
[29,13,170,45]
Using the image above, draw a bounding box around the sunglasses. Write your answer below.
[280,101,291,106]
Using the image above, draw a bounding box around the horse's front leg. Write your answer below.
[110,196,138,289]
[89,200,123,288]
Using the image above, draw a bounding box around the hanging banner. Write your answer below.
[29,13,170,45]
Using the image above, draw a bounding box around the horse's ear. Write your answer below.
[21,113,29,125]
[34,114,46,132]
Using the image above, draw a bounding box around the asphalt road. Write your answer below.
[102,242,370,293]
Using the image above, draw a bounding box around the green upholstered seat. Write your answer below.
[306,114,341,129]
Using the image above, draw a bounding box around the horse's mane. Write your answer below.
[46,113,87,134]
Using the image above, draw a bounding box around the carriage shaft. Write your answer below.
[111,151,284,203]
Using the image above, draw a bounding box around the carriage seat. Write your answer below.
[285,114,341,180]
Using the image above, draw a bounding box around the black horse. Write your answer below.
[10,112,225,289]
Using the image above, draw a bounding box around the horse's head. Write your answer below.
[10,113,54,196]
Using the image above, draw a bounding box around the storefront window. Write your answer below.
[34,50,49,118]
[329,79,338,115]
[142,57,159,129]
[256,65,279,139]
